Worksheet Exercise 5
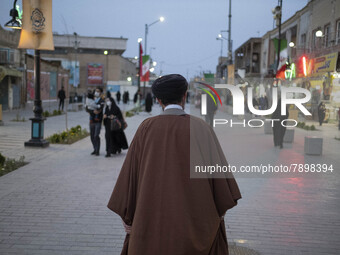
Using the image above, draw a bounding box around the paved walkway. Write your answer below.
[0,103,339,254]
[0,101,136,162]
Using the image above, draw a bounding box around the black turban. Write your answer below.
[152,74,188,101]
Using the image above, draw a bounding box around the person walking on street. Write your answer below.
[103,92,128,157]
[57,86,66,111]
[108,74,241,255]
[110,97,128,155]
[103,93,115,157]
[145,92,153,114]
[205,93,218,127]
[318,102,326,126]
[116,91,121,104]
[89,88,104,156]
[272,99,289,149]
[133,90,141,108]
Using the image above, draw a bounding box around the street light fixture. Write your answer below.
[289,42,295,48]
[216,37,224,58]
[144,16,165,55]
[4,0,21,29]
[315,29,323,38]
[143,17,164,97]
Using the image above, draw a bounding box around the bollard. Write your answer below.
[283,129,295,143]
[304,136,323,155]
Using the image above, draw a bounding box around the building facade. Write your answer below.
[0,25,24,110]
[234,38,262,79]
[259,0,340,120]
[40,34,137,96]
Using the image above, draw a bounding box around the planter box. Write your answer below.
[304,136,323,155]
[283,129,295,143]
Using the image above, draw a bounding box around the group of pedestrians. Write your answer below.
[85,88,128,157]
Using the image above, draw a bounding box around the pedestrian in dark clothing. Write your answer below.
[205,94,218,127]
[116,91,121,104]
[123,91,129,104]
[318,102,326,126]
[126,91,130,104]
[103,95,128,156]
[122,92,126,104]
[103,96,116,157]
[57,86,66,111]
[89,88,104,156]
[145,92,153,113]
[272,99,289,149]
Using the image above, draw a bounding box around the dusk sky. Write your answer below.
[1,0,308,79]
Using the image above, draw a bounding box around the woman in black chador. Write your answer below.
[103,93,128,157]
[318,102,326,126]
[272,99,289,149]
[145,92,153,113]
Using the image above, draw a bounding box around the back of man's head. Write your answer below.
[152,74,188,105]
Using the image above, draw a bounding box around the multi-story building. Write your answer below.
[259,0,340,120]
[0,25,24,110]
[40,34,137,96]
[234,38,262,79]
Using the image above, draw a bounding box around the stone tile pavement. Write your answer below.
[0,103,339,254]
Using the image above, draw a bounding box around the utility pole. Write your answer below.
[273,0,283,72]
[228,0,232,64]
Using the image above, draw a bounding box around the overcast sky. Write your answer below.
[1,0,308,79]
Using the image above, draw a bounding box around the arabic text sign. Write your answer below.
[312,52,338,76]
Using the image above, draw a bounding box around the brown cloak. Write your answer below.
[107,108,241,255]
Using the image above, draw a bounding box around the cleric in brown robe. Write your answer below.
[107,74,241,255]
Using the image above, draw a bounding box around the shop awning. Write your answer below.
[0,66,23,83]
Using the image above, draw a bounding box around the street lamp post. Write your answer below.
[227,0,232,64]
[24,50,49,147]
[272,0,283,73]
[143,16,164,98]
[216,37,224,58]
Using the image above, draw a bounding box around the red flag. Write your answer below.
[139,44,143,77]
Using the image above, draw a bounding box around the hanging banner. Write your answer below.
[87,63,103,85]
[141,55,150,82]
[18,0,54,50]
[311,52,338,77]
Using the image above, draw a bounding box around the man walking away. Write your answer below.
[205,92,218,127]
[57,86,66,111]
[116,91,121,104]
[108,74,241,255]
[272,99,289,149]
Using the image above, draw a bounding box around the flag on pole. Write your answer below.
[141,55,150,82]
[18,0,54,50]
[139,43,143,77]
[272,38,287,71]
